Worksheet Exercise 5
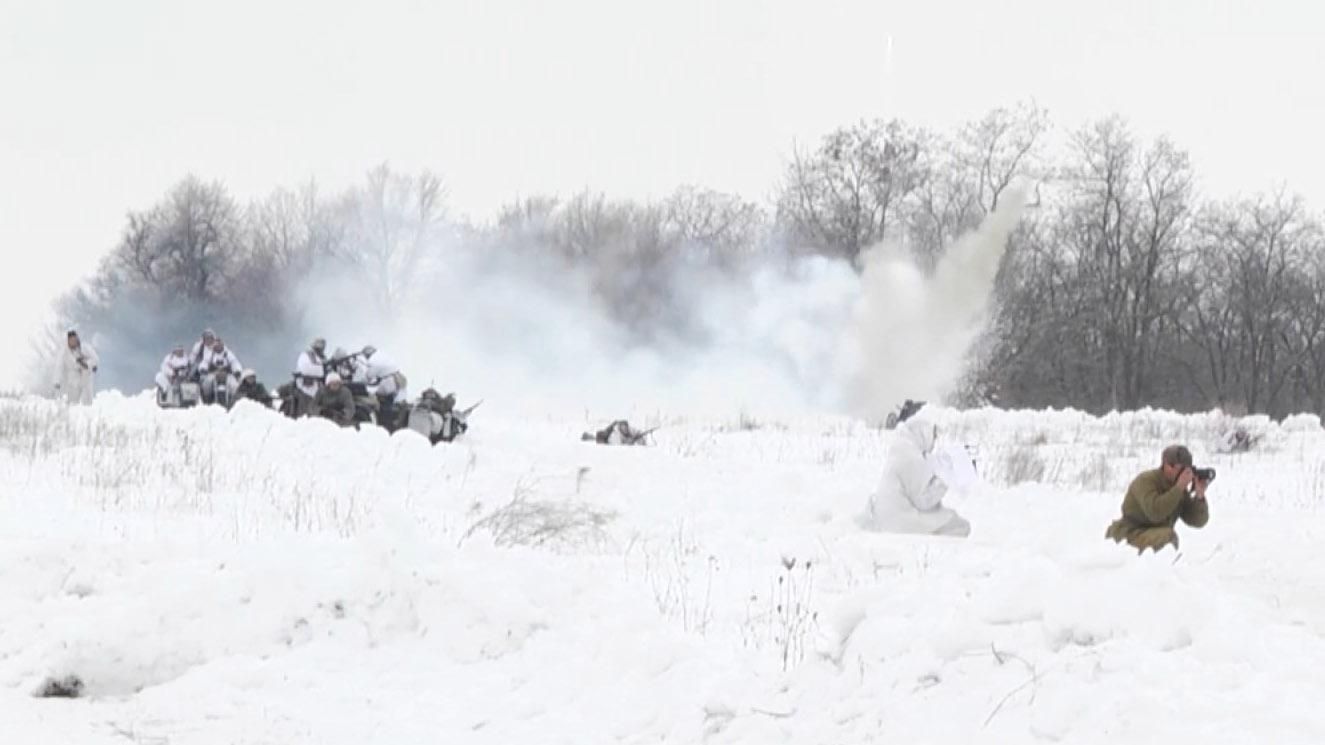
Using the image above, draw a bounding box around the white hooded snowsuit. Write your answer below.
[197,346,242,403]
[864,417,970,537]
[190,336,215,368]
[53,340,99,404]
[155,351,192,390]
[198,346,242,377]
[361,350,406,398]
[295,349,326,398]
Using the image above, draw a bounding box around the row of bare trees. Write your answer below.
[49,105,1325,417]
[771,107,1325,417]
[968,119,1325,417]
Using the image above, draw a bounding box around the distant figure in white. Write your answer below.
[863,414,971,537]
[53,329,99,404]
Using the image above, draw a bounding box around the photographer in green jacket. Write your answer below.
[1106,445,1211,553]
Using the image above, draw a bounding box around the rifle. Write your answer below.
[324,352,364,377]
[626,426,660,445]
[458,399,483,418]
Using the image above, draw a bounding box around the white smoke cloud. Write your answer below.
[844,189,1028,419]
[286,194,1026,424]
[292,238,861,421]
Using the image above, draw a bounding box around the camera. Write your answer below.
[1192,466,1216,483]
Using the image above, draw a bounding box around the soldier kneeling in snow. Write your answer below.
[312,373,356,427]
[235,369,273,408]
[581,420,654,446]
[862,413,971,537]
[1106,445,1210,554]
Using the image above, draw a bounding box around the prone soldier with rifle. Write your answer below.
[408,388,480,443]
[581,420,658,446]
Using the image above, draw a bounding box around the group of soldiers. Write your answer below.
[148,330,658,448]
[53,325,663,450]
[155,331,263,409]
[154,330,475,444]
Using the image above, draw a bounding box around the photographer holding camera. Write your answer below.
[1106,445,1211,554]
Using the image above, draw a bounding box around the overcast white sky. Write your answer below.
[2,0,1322,386]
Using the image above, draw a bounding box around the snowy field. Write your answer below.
[3,393,1325,744]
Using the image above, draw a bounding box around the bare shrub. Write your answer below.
[463,491,616,552]
[1001,446,1047,485]
[742,556,819,671]
[624,523,716,635]
[1081,453,1114,492]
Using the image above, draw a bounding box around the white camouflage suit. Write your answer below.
[155,350,192,391]
[295,349,326,398]
[863,415,971,537]
[197,345,242,401]
[53,336,99,405]
[359,350,406,398]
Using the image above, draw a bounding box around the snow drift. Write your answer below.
[2,394,1324,743]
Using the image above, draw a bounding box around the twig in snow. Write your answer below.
[984,644,1042,727]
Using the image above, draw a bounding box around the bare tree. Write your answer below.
[1185,193,1318,415]
[103,175,242,302]
[1054,120,1194,410]
[960,102,1050,214]
[662,186,764,268]
[496,195,561,237]
[777,119,928,267]
[977,120,1195,413]
[1285,253,1325,414]
[978,214,1101,407]
[554,191,631,261]
[247,181,346,280]
[342,163,446,314]
[160,176,243,300]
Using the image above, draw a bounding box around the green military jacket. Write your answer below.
[1106,468,1209,542]
[312,385,356,425]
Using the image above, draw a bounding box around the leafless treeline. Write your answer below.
[51,105,1325,417]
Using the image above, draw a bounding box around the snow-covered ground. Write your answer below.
[3,393,1325,743]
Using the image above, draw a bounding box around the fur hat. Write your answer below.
[325,372,343,385]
